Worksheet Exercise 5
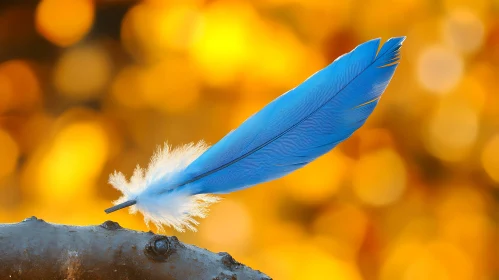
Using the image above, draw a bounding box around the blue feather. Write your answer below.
[179,36,405,194]
[106,37,405,231]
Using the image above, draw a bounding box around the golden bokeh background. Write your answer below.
[1,0,498,279]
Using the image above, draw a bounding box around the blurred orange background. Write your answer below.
[0,0,498,279]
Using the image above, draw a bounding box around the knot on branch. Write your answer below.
[22,216,45,223]
[144,235,176,262]
[218,252,241,270]
[99,220,122,230]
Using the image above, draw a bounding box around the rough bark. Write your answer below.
[0,217,270,280]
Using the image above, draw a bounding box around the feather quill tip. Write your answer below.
[107,142,221,232]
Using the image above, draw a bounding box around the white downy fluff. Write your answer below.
[108,141,220,232]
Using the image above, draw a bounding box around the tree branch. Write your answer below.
[0,217,270,280]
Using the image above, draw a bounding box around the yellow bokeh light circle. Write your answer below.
[246,25,322,89]
[417,45,463,94]
[35,119,110,203]
[442,9,485,54]
[54,45,111,100]
[352,148,406,206]
[190,2,256,86]
[0,129,19,178]
[424,99,478,162]
[158,5,203,51]
[0,60,40,112]
[481,134,499,183]
[35,0,94,47]
[121,3,202,61]
[138,58,201,114]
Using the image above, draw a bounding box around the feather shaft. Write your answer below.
[105,200,137,214]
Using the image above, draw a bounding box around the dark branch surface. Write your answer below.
[0,217,270,280]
